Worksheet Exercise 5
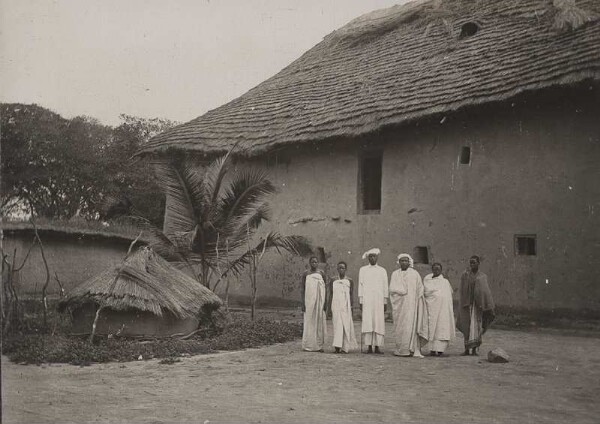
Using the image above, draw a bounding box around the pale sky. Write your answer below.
[0,0,407,126]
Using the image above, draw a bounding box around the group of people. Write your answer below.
[300,248,495,357]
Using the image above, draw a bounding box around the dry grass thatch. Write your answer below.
[138,0,600,157]
[2,218,146,243]
[552,0,599,32]
[58,247,222,319]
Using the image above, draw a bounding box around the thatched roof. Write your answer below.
[138,0,600,157]
[3,220,148,245]
[58,247,222,319]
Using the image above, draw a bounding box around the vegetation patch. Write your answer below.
[3,314,302,365]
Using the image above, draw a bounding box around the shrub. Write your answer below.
[3,313,302,365]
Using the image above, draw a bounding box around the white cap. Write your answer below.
[362,248,381,260]
[397,253,414,268]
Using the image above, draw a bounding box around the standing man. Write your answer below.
[457,255,495,356]
[389,253,427,358]
[423,262,455,357]
[358,248,388,354]
[300,256,327,352]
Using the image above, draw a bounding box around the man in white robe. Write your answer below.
[423,262,455,356]
[358,248,388,354]
[301,257,327,352]
[331,261,358,353]
[389,253,427,358]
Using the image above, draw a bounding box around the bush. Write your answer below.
[3,313,302,365]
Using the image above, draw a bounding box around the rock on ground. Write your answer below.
[488,347,510,363]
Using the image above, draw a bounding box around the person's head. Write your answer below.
[399,257,411,270]
[309,256,319,271]
[337,261,347,277]
[432,262,443,277]
[362,248,380,265]
[469,255,480,272]
[397,253,413,270]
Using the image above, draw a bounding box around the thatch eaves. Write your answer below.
[58,247,222,319]
[138,0,600,157]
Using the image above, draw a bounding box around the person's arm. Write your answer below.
[416,272,423,297]
[358,268,364,305]
[322,271,329,312]
[300,272,307,312]
[349,278,354,308]
[382,270,389,312]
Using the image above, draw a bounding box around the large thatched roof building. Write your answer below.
[59,247,222,337]
[139,0,600,312]
[140,0,600,156]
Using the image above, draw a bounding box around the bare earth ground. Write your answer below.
[3,321,600,424]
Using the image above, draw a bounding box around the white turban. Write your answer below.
[362,248,381,260]
[397,253,414,268]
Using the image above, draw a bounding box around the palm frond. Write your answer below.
[128,214,192,265]
[217,168,276,235]
[246,203,271,230]
[220,232,312,279]
[152,161,202,234]
[201,142,240,222]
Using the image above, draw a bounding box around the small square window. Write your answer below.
[515,235,536,256]
[316,247,327,263]
[413,246,430,264]
[459,146,471,165]
[358,151,383,213]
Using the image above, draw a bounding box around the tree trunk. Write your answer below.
[250,255,257,321]
[89,305,104,343]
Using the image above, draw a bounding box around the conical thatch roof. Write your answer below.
[59,247,222,319]
[139,0,600,157]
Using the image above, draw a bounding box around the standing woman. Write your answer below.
[330,261,358,353]
[423,263,455,356]
[300,256,327,352]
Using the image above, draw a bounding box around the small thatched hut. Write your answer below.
[59,247,222,337]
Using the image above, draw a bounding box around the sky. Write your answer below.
[0,0,407,126]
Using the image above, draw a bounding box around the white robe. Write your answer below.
[302,272,327,351]
[423,273,456,352]
[358,264,388,342]
[389,267,427,356]
[331,278,358,352]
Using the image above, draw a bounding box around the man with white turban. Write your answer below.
[389,253,427,357]
[358,248,389,354]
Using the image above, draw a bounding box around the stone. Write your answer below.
[487,348,510,363]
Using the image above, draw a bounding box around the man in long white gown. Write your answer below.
[331,261,358,353]
[301,256,327,352]
[358,248,388,354]
[423,262,456,356]
[389,253,427,358]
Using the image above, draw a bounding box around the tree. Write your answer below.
[100,115,177,227]
[140,148,312,304]
[1,104,176,224]
[1,104,112,219]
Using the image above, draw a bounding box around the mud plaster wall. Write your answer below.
[70,304,199,337]
[214,86,600,311]
[2,231,132,296]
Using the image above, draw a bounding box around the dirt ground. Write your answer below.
[3,321,600,424]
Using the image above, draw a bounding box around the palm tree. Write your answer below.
[139,147,312,310]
